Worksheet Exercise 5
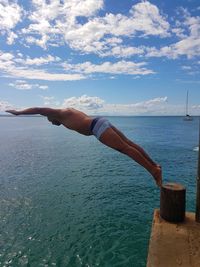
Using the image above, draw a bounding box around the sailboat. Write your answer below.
[183,90,193,121]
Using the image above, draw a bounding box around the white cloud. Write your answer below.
[22,0,104,49]
[40,95,60,106]
[8,80,49,90]
[146,12,200,59]
[173,38,200,59]
[62,95,104,110]
[101,45,145,58]
[0,99,13,111]
[192,105,200,109]
[60,95,168,115]
[29,0,103,23]
[129,1,170,37]
[9,80,32,90]
[133,97,168,107]
[181,65,192,70]
[25,35,51,50]
[6,31,18,45]
[0,50,153,80]
[23,55,61,66]
[0,50,86,81]
[101,96,200,116]
[2,1,199,62]
[0,0,22,30]
[39,85,48,90]
[62,60,155,75]
[20,1,169,56]
[0,51,15,70]
[0,0,23,44]
[102,97,168,115]
[3,93,197,115]
[172,27,187,39]
[6,68,86,81]
[62,1,169,55]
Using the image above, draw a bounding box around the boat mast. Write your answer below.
[186,90,189,116]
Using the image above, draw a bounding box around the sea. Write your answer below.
[0,116,199,267]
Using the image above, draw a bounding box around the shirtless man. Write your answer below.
[6,107,162,187]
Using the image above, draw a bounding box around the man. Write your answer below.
[6,107,162,187]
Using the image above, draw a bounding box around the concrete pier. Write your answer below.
[147,209,200,267]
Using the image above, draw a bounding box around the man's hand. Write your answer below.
[6,110,20,115]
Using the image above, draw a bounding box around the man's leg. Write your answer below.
[111,126,158,167]
[99,128,162,186]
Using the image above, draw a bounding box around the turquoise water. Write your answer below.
[0,116,199,267]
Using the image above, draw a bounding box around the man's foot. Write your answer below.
[152,165,162,187]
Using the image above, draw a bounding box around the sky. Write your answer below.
[0,0,200,115]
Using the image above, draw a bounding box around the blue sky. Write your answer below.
[0,0,200,115]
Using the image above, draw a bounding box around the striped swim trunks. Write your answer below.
[90,117,112,139]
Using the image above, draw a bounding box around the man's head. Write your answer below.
[47,116,61,126]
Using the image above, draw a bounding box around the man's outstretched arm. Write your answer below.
[6,107,59,116]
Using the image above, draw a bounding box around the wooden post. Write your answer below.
[195,118,200,222]
[160,183,186,223]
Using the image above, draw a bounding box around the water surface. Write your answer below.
[0,116,199,267]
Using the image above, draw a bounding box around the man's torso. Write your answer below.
[59,108,93,135]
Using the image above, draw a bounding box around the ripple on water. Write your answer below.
[0,116,198,266]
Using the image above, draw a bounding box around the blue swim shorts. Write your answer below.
[90,117,112,139]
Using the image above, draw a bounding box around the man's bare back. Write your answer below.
[59,108,93,136]
[6,107,162,186]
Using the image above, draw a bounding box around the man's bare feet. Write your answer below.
[152,165,162,187]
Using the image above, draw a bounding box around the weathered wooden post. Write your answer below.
[160,183,186,222]
[195,118,200,222]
